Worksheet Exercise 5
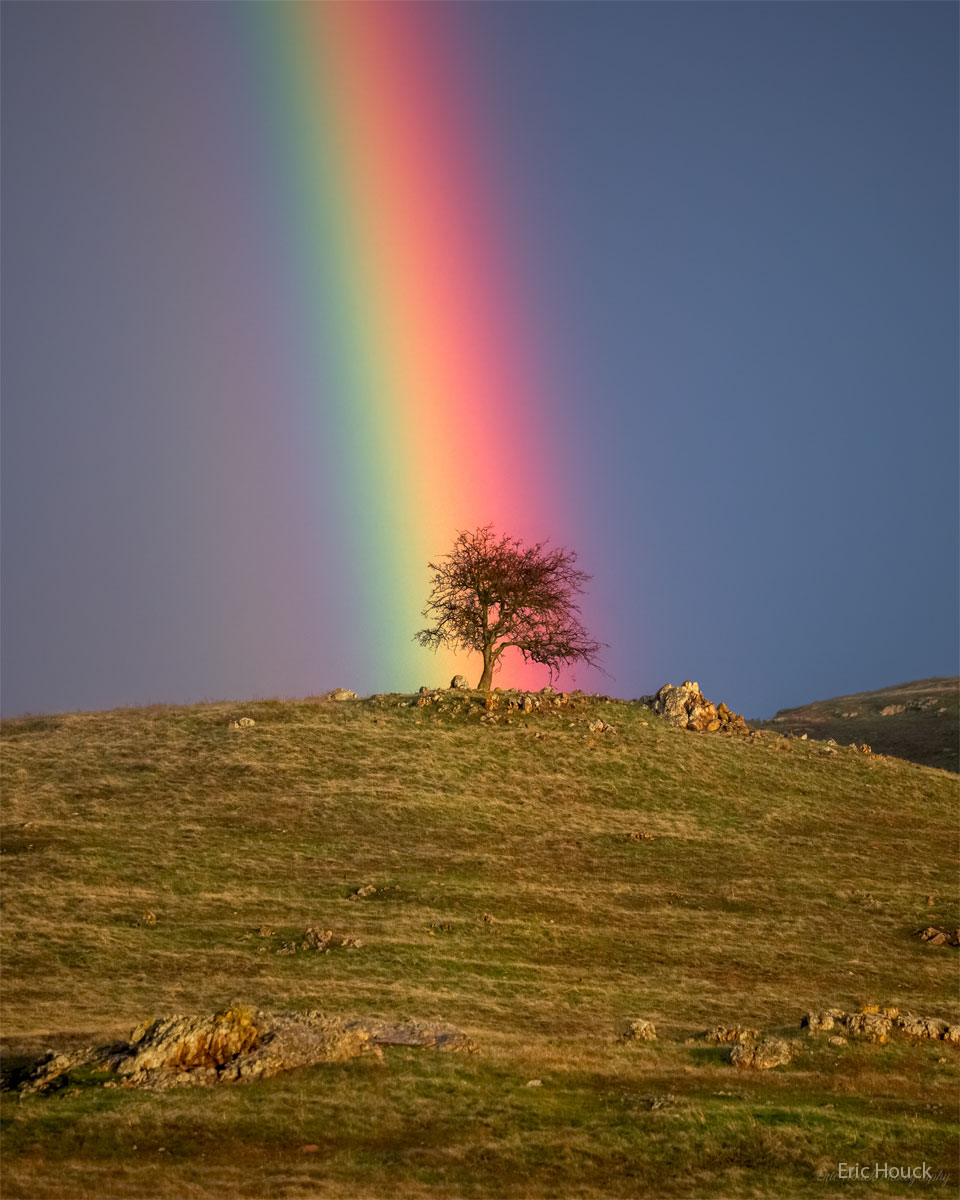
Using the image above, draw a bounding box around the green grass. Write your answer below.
[2,691,958,1197]
[756,676,959,773]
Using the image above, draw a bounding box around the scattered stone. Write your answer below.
[620,1018,657,1042]
[828,1036,847,1047]
[228,717,256,729]
[731,1037,795,1070]
[588,719,616,735]
[449,675,470,690]
[276,928,364,955]
[18,1009,472,1093]
[353,884,378,899]
[643,682,748,734]
[880,704,906,716]
[916,927,960,947]
[802,1008,959,1044]
[328,689,358,701]
[701,1025,758,1044]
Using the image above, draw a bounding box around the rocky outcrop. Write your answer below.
[801,1007,960,1045]
[644,682,748,733]
[20,1008,473,1093]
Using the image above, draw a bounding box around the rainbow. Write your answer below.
[237,2,572,691]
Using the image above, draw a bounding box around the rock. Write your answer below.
[520,695,535,714]
[525,1078,542,1087]
[650,682,748,734]
[801,1009,844,1034]
[328,689,358,702]
[19,1010,472,1093]
[731,1037,794,1070]
[484,693,497,712]
[828,1036,847,1047]
[620,1018,657,1042]
[880,704,905,716]
[449,675,470,690]
[842,1012,892,1042]
[353,884,378,898]
[228,717,256,729]
[702,1025,758,1044]
[916,926,958,946]
[804,1007,957,1045]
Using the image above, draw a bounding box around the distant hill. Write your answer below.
[757,677,959,772]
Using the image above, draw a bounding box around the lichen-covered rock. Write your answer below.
[842,1012,892,1043]
[731,1037,795,1070]
[647,682,748,733]
[620,1018,657,1042]
[801,1009,845,1034]
[803,1008,957,1045]
[19,1010,472,1093]
[702,1024,759,1044]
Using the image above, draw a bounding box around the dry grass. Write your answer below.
[757,676,959,772]
[1,692,958,1197]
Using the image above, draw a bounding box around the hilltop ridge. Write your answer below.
[2,688,957,1197]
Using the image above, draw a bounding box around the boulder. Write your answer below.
[731,1037,794,1070]
[647,682,749,734]
[620,1018,657,1042]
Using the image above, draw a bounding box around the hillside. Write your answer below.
[2,690,958,1199]
[756,677,959,773]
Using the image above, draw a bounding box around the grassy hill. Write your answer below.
[756,677,959,773]
[2,690,958,1198]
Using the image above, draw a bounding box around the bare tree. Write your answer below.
[416,526,604,691]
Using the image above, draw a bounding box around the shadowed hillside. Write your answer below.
[756,677,959,773]
[1,690,957,1198]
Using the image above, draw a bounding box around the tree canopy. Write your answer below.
[416,526,604,690]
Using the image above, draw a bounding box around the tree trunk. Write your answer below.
[478,653,494,691]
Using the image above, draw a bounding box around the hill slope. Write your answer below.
[2,692,958,1198]
[757,677,959,773]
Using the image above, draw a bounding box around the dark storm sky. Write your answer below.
[2,1,957,717]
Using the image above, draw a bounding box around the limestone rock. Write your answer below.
[731,1037,794,1070]
[647,682,748,734]
[620,1018,657,1042]
[20,1009,472,1093]
[702,1024,759,1044]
